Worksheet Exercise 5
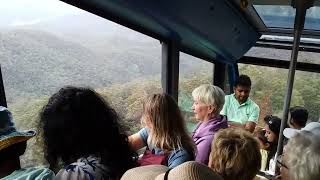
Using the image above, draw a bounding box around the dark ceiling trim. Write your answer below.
[258,38,320,46]
[238,56,320,73]
[253,0,320,6]
[255,40,320,53]
[261,28,320,39]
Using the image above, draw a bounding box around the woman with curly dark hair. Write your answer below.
[40,86,137,180]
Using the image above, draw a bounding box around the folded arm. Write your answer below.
[128,133,146,151]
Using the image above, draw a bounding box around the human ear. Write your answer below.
[208,105,216,114]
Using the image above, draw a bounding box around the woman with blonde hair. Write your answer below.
[209,128,261,180]
[191,84,228,164]
[129,94,195,168]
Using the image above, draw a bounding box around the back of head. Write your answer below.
[289,106,308,128]
[209,128,261,180]
[285,129,320,180]
[143,94,195,154]
[40,86,136,176]
[255,128,269,145]
[234,75,251,88]
[192,84,225,113]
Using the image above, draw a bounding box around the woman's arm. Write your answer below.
[128,133,145,151]
[128,129,148,151]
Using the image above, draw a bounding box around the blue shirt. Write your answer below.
[138,128,192,168]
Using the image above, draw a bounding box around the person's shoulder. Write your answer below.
[224,94,234,104]
[138,127,149,139]
[169,148,190,159]
[56,156,109,180]
[225,94,233,99]
[2,167,55,180]
[167,148,193,168]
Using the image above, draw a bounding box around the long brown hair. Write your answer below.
[142,94,195,156]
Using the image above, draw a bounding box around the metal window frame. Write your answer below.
[0,65,7,107]
[161,41,180,101]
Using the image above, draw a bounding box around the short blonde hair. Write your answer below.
[192,84,225,113]
[142,94,195,156]
[286,130,320,180]
[209,128,261,180]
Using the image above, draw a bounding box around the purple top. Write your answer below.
[192,115,228,165]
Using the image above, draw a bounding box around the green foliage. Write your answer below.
[3,28,319,170]
[11,97,49,167]
[178,92,193,112]
[9,65,320,169]
[239,64,320,123]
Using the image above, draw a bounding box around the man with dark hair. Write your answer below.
[0,106,54,180]
[288,106,308,129]
[220,75,260,132]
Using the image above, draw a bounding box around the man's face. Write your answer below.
[234,85,251,104]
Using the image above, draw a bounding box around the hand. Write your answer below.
[228,122,244,128]
[275,175,281,180]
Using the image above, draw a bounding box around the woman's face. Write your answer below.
[264,125,278,143]
[192,99,212,121]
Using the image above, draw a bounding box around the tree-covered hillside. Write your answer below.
[10,68,319,168]
[0,29,211,105]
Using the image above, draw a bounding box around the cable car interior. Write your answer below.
[0,0,319,178]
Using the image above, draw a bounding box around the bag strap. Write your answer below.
[164,169,171,180]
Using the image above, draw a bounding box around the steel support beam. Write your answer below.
[275,0,313,163]
[227,64,238,94]
[262,28,320,39]
[213,62,227,90]
[0,65,7,107]
[234,63,239,77]
[161,41,179,102]
[255,40,320,53]
[238,56,320,73]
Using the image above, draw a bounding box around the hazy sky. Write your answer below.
[0,0,84,26]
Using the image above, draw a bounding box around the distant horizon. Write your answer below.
[0,0,84,27]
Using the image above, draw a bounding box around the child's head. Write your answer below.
[255,128,270,150]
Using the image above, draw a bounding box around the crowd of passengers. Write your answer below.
[0,75,319,180]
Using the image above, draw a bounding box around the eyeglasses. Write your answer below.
[276,155,289,169]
